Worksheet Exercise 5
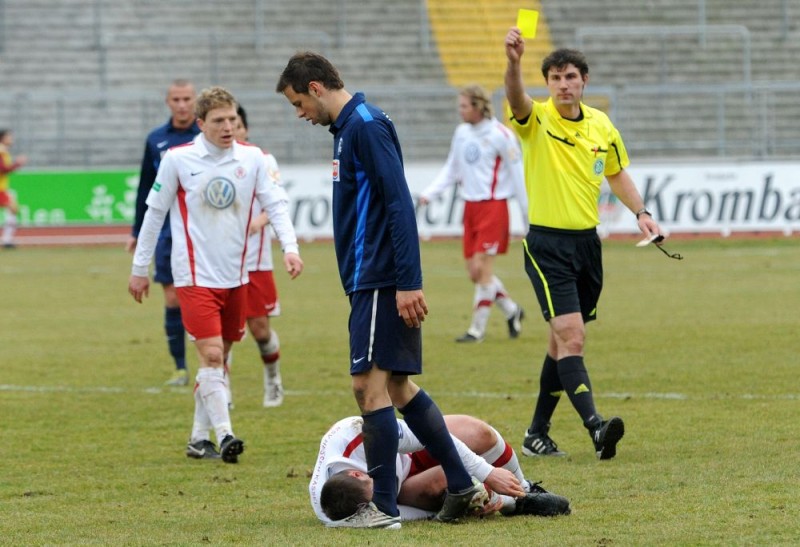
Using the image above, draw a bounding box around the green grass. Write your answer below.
[1,238,798,545]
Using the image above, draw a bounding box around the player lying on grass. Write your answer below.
[310,414,571,527]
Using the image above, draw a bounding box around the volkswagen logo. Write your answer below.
[465,143,480,164]
[204,177,236,209]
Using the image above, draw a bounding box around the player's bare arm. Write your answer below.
[606,170,663,239]
[505,27,532,121]
[128,274,150,303]
[396,289,428,328]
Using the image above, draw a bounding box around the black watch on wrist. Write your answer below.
[635,208,652,220]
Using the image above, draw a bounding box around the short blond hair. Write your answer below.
[195,86,237,121]
[460,84,493,118]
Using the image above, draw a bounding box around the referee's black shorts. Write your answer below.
[522,225,603,323]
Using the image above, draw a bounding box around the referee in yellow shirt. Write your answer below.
[504,27,664,460]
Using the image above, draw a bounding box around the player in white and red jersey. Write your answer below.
[420,85,528,343]
[234,105,289,408]
[129,87,303,463]
[310,415,571,526]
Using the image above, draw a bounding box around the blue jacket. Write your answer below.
[131,118,201,237]
[329,93,422,295]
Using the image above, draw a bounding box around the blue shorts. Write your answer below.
[348,287,422,376]
[153,232,173,285]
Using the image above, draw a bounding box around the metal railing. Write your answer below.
[4,81,800,169]
[96,30,332,92]
[575,25,752,86]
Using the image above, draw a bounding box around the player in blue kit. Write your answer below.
[126,80,200,387]
[277,51,488,529]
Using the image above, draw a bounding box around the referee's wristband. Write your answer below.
[635,208,652,220]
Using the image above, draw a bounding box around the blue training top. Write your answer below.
[329,92,423,295]
[131,118,201,237]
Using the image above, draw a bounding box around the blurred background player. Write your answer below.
[310,414,570,526]
[126,79,200,387]
[277,51,486,528]
[419,85,528,343]
[0,128,27,249]
[233,105,288,408]
[129,87,303,462]
[504,28,663,459]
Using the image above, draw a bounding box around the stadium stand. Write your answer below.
[426,0,552,90]
[1,0,800,167]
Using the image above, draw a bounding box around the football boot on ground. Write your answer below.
[522,427,567,457]
[591,416,625,460]
[186,439,220,460]
[434,477,489,522]
[507,307,525,338]
[325,502,401,529]
[504,480,571,516]
[263,380,284,408]
[165,369,189,387]
[455,332,483,343]
[219,434,245,464]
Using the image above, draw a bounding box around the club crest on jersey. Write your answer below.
[204,177,236,209]
[332,159,340,182]
[593,159,604,175]
[234,166,246,179]
[465,142,480,164]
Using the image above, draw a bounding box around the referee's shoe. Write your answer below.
[590,416,625,460]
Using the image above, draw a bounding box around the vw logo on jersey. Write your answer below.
[204,177,236,209]
[593,159,605,175]
[465,142,481,164]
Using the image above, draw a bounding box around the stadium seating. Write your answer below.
[1,0,799,167]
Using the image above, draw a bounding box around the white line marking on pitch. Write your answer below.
[0,384,798,401]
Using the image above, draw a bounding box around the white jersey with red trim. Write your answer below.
[308,416,412,524]
[308,416,494,524]
[135,135,298,288]
[246,152,289,272]
[421,117,527,216]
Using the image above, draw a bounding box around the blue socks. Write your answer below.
[399,390,472,493]
[362,406,400,516]
[164,307,186,370]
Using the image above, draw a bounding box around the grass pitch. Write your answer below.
[1,237,798,545]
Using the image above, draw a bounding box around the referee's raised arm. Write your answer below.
[505,27,532,121]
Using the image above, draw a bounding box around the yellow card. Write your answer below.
[517,9,538,38]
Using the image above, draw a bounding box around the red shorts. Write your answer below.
[408,449,440,478]
[462,200,510,259]
[0,191,13,208]
[176,285,247,342]
[245,270,280,319]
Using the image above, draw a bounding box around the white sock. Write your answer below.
[492,275,517,317]
[2,212,17,244]
[480,425,526,484]
[189,384,213,444]
[264,362,281,386]
[468,284,493,336]
[498,494,517,513]
[196,367,234,442]
[223,352,233,407]
[258,330,281,387]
